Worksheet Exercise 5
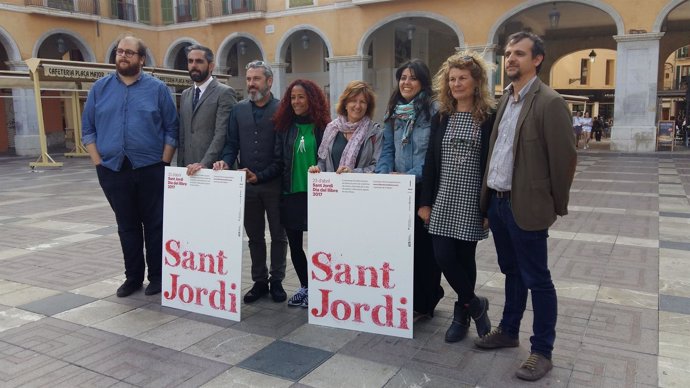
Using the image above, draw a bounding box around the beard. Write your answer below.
[189,68,209,83]
[117,60,141,77]
[247,85,270,102]
[506,66,521,81]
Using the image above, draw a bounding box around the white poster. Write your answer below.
[162,167,245,321]
[308,173,415,338]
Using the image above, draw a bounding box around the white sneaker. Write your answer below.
[288,287,308,307]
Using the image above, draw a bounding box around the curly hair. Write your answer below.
[433,51,496,122]
[273,79,331,133]
[335,80,376,119]
[385,59,433,123]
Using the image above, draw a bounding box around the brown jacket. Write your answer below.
[480,78,577,231]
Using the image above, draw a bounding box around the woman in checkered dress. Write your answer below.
[419,51,496,343]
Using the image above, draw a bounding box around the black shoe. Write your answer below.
[469,296,491,337]
[243,282,269,303]
[144,282,162,296]
[445,302,470,343]
[269,281,287,303]
[116,280,142,297]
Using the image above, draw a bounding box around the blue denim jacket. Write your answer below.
[375,105,436,183]
[82,73,179,171]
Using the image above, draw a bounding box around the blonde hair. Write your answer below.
[336,80,376,119]
[433,50,496,122]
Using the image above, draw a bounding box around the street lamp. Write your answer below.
[301,34,310,50]
[548,3,560,29]
[238,40,247,56]
[56,35,68,55]
[406,24,416,41]
[588,50,597,63]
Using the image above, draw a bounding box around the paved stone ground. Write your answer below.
[1,147,689,387]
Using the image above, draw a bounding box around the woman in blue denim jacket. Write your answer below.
[375,59,444,320]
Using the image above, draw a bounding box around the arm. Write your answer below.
[160,84,179,154]
[254,130,284,183]
[374,120,394,174]
[544,97,577,216]
[419,114,440,208]
[353,125,383,174]
[81,89,100,166]
[177,89,187,167]
[219,108,240,168]
[200,86,237,167]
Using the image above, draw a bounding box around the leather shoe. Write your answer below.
[516,353,553,381]
[144,282,162,296]
[243,282,269,303]
[269,281,287,303]
[116,280,142,297]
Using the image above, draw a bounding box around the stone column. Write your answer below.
[270,62,288,101]
[610,33,664,152]
[459,44,499,92]
[8,61,40,156]
[327,56,370,118]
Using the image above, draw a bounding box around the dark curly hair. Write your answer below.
[273,79,331,133]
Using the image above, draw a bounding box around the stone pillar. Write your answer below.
[327,56,369,118]
[270,62,288,101]
[459,44,499,93]
[8,61,41,156]
[610,33,664,153]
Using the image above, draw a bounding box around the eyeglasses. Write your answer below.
[116,48,139,58]
[461,55,478,66]
[246,60,267,69]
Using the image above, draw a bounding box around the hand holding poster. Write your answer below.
[308,173,415,338]
[162,167,245,321]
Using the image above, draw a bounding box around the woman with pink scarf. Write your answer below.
[308,80,382,174]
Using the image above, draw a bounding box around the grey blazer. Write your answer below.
[177,78,237,167]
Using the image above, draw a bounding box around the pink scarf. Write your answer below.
[318,115,371,169]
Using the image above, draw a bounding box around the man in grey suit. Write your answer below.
[475,31,576,381]
[178,44,236,175]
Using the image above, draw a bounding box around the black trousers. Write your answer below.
[431,235,478,305]
[286,228,308,288]
[414,213,444,314]
[97,159,164,285]
[244,178,287,283]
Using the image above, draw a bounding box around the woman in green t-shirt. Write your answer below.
[273,79,331,308]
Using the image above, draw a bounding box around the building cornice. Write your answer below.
[613,32,665,43]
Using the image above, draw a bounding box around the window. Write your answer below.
[289,0,314,7]
[676,65,690,89]
[677,46,689,59]
[162,0,173,24]
[111,0,136,21]
[138,0,150,23]
[579,58,589,85]
[605,59,615,86]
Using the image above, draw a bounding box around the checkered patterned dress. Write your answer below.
[428,112,489,241]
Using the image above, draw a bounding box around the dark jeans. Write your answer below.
[413,214,443,314]
[431,235,478,305]
[487,194,557,359]
[96,159,164,285]
[244,178,287,284]
[286,229,308,287]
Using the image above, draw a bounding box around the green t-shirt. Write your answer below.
[291,123,317,193]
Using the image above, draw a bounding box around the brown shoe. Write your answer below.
[473,326,519,349]
[516,353,553,381]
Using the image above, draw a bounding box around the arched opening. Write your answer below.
[164,39,197,70]
[360,16,459,121]
[218,37,262,98]
[279,29,330,96]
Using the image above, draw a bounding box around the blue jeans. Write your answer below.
[487,194,557,359]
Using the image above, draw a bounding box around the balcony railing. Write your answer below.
[25,0,99,15]
[112,2,136,22]
[205,0,266,18]
[176,3,198,22]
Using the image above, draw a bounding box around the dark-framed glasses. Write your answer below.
[115,48,139,58]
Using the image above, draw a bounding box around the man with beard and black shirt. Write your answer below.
[213,60,287,304]
[82,35,179,297]
[178,45,236,175]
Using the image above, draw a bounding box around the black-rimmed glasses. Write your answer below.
[115,48,139,58]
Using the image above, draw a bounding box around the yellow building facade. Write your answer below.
[0,0,689,154]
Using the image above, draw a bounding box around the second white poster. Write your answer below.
[308,172,415,338]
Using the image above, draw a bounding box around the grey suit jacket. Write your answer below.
[178,78,237,167]
[480,78,577,231]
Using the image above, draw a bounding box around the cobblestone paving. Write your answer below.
[1,149,689,387]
